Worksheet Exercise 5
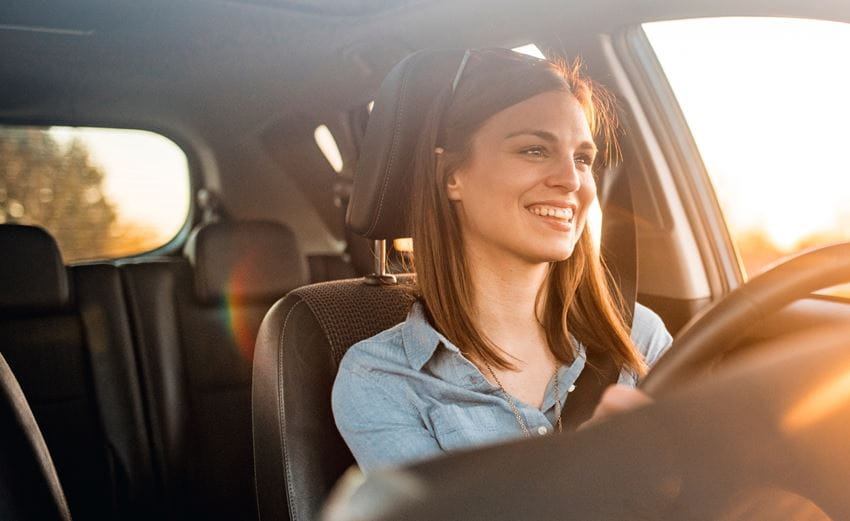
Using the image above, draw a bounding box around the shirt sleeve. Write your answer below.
[631,303,673,368]
[332,361,443,473]
[617,303,674,385]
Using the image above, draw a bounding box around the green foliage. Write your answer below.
[0,127,117,261]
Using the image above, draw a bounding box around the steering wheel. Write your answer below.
[640,241,850,397]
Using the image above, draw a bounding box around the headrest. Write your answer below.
[347,49,467,240]
[184,220,306,304]
[0,225,69,311]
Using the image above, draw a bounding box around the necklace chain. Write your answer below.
[482,359,563,437]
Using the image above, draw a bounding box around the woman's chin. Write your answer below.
[523,244,577,264]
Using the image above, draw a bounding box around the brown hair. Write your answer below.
[410,49,646,377]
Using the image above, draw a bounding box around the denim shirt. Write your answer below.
[332,301,672,473]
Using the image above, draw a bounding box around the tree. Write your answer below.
[0,128,117,261]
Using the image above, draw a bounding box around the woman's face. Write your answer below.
[446,90,597,266]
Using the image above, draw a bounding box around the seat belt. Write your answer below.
[560,349,621,431]
[560,168,637,431]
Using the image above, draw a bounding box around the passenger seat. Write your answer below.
[121,220,305,521]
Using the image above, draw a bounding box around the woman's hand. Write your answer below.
[578,384,653,430]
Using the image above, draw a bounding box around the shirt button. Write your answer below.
[568,384,576,393]
[537,426,548,435]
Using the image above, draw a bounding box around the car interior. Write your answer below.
[2,0,850,520]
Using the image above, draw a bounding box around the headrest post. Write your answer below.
[364,239,397,285]
[374,239,387,275]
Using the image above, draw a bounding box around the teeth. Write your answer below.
[529,205,574,220]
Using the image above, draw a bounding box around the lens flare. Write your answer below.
[783,365,850,432]
[224,254,260,362]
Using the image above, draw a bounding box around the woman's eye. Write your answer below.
[521,146,548,158]
[575,154,594,167]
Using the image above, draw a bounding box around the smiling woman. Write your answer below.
[443,91,596,264]
[331,49,672,473]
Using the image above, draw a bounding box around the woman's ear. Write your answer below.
[446,170,463,201]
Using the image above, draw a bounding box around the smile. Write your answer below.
[526,204,575,222]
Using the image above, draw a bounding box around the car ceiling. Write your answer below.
[1,0,847,150]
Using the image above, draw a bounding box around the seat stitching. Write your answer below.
[366,62,411,237]
[277,299,305,521]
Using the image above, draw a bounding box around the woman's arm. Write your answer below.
[581,304,673,429]
[332,363,443,473]
[631,303,674,368]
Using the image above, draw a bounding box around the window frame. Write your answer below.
[0,118,199,263]
[608,23,747,299]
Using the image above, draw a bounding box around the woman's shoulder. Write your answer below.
[630,303,673,368]
[336,320,409,376]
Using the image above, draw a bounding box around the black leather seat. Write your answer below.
[251,49,640,521]
[252,278,416,521]
[121,219,306,520]
[0,224,155,520]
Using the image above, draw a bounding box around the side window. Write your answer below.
[644,18,850,298]
[0,125,191,262]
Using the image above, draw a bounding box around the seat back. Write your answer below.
[252,278,414,521]
[123,220,305,520]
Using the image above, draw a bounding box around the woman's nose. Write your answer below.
[544,158,582,191]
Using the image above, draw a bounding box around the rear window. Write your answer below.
[0,125,191,262]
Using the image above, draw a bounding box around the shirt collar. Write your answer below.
[400,301,587,385]
[401,301,462,370]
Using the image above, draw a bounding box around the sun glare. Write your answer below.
[512,43,546,59]
[644,18,850,292]
[783,365,850,432]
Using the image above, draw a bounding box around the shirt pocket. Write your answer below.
[428,403,515,451]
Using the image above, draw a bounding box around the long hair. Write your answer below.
[410,50,646,377]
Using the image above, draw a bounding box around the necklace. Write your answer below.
[482,359,563,437]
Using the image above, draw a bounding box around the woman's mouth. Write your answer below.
[526,204,575,221]
[525,203,577,232]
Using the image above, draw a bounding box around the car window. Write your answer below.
[0,125,191,262]
[314,124,343,173]
[644,17,850,299]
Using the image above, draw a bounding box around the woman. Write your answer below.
[332,49,672,473]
